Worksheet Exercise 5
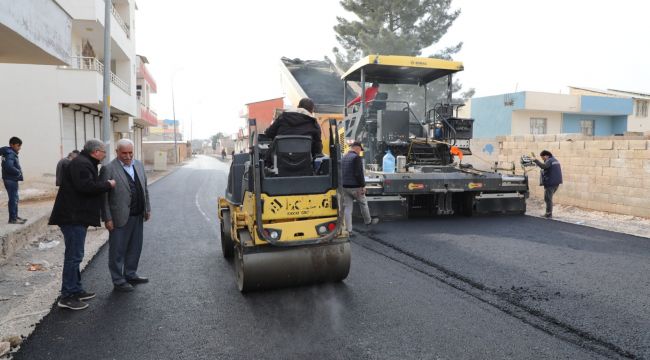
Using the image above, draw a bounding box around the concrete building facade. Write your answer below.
[0,0,72,65]
[468,90,633,138]
[0,0,140,180]
[132,55,159,161]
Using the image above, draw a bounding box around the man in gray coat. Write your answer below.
[100,138,151,292]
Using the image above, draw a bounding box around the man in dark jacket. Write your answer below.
[264,98,323,157]
[341,142,378,235]
[50,139,116,310]
[55,150,79,186]
[533,150,563,218]
[1,137,26,224]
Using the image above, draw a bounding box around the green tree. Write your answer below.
[211,132,225,150]
[333,0,474,108]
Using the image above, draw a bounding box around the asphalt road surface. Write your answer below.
[15,156,649,359]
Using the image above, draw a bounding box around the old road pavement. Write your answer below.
[15,155,649,359]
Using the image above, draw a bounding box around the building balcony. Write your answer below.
[65,56,130,94]
[58,56,136,116]
[137,105,158,126]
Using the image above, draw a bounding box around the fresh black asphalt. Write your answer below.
[15,156,648,359]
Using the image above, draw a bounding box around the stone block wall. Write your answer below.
[466,134,650,218]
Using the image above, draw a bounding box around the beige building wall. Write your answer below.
[627,99,650,132]
[525,92,580,112]
[511,110,562,135]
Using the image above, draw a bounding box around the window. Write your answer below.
[530,118,547,134]
[580,120,594,136]
[636,100,648,117]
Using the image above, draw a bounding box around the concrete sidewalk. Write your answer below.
[0,162,185,357]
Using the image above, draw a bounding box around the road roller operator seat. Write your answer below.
[266,135,313,177]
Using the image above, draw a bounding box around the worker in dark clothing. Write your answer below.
[56,150,79,186]
[341,142,378,235]
[533,150,563,218]
[347,82,379,108]
[264,98,323,157]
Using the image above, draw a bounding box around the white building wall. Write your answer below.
[525,92,580,113]
[0,65,63,180]
[0,0,71,65]
[511,110,562,135]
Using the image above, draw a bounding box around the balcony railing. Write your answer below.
[138,105,158,126]
[61,56,131,95]
[111,4,130,38]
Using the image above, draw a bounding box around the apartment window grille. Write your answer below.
[636,100,648,117]
[530,118,547,134]
[580,120,595,136]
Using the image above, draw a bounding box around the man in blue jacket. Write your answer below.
[533,150,563,218]
[1,137,26,224]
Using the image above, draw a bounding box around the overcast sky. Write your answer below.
[135,0,650,139]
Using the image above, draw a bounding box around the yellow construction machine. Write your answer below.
[218,118,350,292]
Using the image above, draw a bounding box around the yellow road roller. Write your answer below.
[218,118,350,292]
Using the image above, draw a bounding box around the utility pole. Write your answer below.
[101,0,112,163]
[171,83,178,163]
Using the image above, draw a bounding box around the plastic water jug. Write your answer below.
[382,150,396,173]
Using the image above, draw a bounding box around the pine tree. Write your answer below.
[333,0,474,107]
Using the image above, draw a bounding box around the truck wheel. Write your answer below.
[220,210,234,259]
[462,193,475,217]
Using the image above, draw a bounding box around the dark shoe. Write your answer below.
[75,291,96,301]
[8,218,26,224]
[57,296,88,310]
[544,213,552,219]
[113,282,135,292]
[16,216,28,222]
[126,276,149,285]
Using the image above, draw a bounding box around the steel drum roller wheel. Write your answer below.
[220,210,234,259]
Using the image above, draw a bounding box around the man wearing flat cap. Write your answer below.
[341,142,378,236]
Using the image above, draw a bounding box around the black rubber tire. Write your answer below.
[220,210,234,259]
[462,193,475,217]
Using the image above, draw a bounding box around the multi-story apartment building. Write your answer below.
[0,0,142,181]
[133,55,158,160]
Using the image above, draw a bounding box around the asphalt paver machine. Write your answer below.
[218,119,350,292]
[342,55,529,217]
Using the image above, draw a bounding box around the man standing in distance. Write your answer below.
[341,141,378,236]
[100,138,151,292]
[50,139,116,310]
[56,150,80,186]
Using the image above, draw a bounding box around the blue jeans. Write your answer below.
[60,225,88,297]
[3,179,18,221]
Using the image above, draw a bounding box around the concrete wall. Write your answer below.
[0,0,71,65]
[142,142,188,165]
[467,134,650,218]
